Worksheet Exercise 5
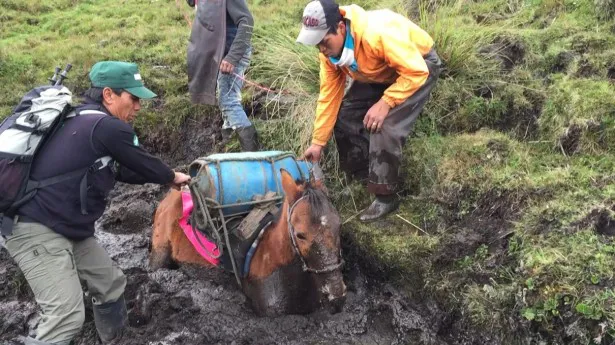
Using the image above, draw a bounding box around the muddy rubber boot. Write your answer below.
[219,127,234,149]
[221,128,233,142]
[93,294,127,344]
[236,125,260,152]
[359,194,400,222]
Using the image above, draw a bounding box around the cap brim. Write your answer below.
[296,28,328,45]
[124,86,157,99]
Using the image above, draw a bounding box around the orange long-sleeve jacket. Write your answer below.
[312,5,435,146]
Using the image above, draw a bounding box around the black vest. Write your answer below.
[18,103,116,240]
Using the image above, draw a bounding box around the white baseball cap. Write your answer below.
[296,0,340,45]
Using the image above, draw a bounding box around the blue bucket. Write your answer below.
[188,151,313,217]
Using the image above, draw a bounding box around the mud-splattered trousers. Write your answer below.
[218,47,253,130]
[333,49,442,195]
[4,221,126,344]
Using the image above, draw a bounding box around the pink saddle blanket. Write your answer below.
[179,190,220,266]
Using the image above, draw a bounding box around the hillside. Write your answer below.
[2,0,615,343]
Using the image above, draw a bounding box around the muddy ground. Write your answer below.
[0,181,447,345]
[0,113,453,345]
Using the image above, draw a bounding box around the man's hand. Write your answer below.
[171,172,191,190]
[220,60,235,74]
[301,144,324,162]
[363,99,391,133]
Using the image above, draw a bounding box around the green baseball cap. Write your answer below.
[89,61,157,99]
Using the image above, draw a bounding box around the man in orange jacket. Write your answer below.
[297,0,442,221]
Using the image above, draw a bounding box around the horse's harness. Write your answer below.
[287,195,344,274]
[189,184,344,287]
[189,158,344,286]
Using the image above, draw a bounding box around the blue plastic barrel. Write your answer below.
[188,151,312,217]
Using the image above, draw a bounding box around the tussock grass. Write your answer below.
[539,76,615,154]
[393,129,615,341]
[595,0,615,19]
[250,32,320,95]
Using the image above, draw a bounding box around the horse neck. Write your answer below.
[248,201,296,279]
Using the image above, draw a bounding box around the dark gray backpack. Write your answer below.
[0,65,111,236]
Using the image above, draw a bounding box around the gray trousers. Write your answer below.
[334,49,442,195]
[4,221,126,344]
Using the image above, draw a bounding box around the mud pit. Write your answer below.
[0,113,447,344]
[0,182,442,345]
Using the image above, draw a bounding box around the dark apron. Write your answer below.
[187,0,227,105]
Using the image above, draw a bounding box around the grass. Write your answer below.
[3,0,615,343]
[0,0,201,128]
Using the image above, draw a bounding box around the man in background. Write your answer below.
[187,0,259,151]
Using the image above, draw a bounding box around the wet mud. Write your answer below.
[1,185,445,345]
[0,110,456,345]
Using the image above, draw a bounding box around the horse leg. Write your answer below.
[169,226,214,267]
[149,190,182,270]
[150,231,172,269]
[151,189,214,268]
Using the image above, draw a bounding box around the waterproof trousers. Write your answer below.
[333,49,442,194]
[4,221,126,344]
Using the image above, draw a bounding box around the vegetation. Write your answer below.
[2,0,615,343]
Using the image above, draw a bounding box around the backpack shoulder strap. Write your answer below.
[77,109,107,116]
[66,108,107,119]
[25,109,114,215]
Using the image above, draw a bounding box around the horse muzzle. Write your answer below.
[326,292,346,314]
[321,276,347,314]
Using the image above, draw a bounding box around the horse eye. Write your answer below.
[296,232,307,241]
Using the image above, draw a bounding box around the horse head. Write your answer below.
[279,168,347,313]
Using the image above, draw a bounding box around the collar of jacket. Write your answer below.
[339,5,368,55]
[79,97,113,116]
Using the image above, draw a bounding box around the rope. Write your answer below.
[230,72,305,96]
[219,208,242,287]
[189,182,223,259]
[189,181,244,287]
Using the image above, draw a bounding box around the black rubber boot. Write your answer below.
[359,194,400,222]
[236,125,260,152]
[93,295,127,344]
[221,128,233,142]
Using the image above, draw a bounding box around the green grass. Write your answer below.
[3,0,615,342]
[347,129,615,342]
[0,0,199,128]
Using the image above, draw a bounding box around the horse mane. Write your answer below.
[302,183,335,224]
[271,179,334,224]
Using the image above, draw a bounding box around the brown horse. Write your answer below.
[149,169,346,316]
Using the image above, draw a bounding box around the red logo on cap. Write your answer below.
[302,16,320,27]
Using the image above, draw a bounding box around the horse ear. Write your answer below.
[280,169,301,204]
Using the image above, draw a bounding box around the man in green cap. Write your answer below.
[3,61,190,345]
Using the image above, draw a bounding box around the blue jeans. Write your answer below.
[217,48,252,130]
